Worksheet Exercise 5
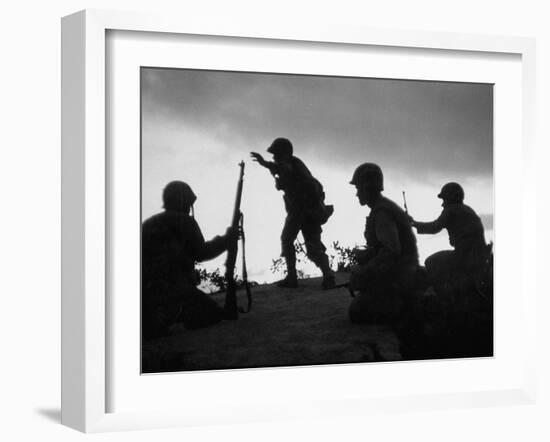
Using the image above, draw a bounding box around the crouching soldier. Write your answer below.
[250,137,335,289]
[404,183,493,359]
[142,181,237,340]
[411,182,489,293]
[348,163,420,324]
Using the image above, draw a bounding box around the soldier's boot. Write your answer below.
[318,255,336,290]
[277,274,298,288]
[277,254,298,288]
[322,274,336,290]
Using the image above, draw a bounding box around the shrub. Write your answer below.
[196,266,257,294]
[270,240,358,277]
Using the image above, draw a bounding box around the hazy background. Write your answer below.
[141,68,493,284]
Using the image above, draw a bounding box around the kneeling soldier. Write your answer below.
[142,181,237,340]
[411,182,488,292]
[348,163,420,324]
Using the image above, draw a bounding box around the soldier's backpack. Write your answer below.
[310,177,334,225]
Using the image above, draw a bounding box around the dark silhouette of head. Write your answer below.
[267,137,293,161]
[350,163,384,208]
[162,181,196,213]
[438,182,464,206]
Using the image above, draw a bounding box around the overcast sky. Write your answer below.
[141,68,493,283]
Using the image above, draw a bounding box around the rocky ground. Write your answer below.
[142,272,403,373]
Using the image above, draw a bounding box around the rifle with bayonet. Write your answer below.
[223,161,252,319]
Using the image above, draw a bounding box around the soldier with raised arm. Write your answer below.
[348,163,420,324]
[250,137,335,289]
[142,181,237,340]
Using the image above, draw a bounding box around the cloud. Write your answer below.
[142,68,493,182]
[141,68,494,283]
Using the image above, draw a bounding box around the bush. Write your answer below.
[270,240,359,277]
[195,266,257,294]
[270,241,310,279]
[328,241,358,272]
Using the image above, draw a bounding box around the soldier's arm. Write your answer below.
[413,209,449,234]
[250,152,278,174]
[350,212,400,288]
[187,218,229,262]
[263,161,279,175]
[370,210,401,270]
[197,236,229,262]
[375,211,401,254]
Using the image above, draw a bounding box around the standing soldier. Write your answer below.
[250,138,335,289]
[142,181,237,340]
[411,182,488,291]
[348,163,420,324]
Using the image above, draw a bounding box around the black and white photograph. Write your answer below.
[4,0,549,439]
[140,67,494,373]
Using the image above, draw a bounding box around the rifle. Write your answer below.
[223,161,252,318]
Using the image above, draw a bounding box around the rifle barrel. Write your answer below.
[223,161,246,318]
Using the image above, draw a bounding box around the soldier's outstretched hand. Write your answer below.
[250,152,266,166]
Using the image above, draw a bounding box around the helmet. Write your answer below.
[162,181,197,210]
[267,137,293,156]
[349,163,384,191]
[437,182,464,203]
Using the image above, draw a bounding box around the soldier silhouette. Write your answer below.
[398,182,493,359]
[250,138,335,289]
[411,182,489,291]
[141,181,237,340]
[348,163,420,324]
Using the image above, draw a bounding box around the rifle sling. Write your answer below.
[238,212,252,313]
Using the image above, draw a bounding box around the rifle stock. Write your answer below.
[223,161,246,319]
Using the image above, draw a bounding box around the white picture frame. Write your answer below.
[61,9,537,433]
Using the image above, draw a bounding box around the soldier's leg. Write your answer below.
[425,250,455,290]
[142,302,172,340]
[180,287,224,330]
[349,279,401,325]
[302,222,335,289]
[349,286,378,324]
[454,244,489,292]
[279,213,301,287]
[349,291,368,323]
